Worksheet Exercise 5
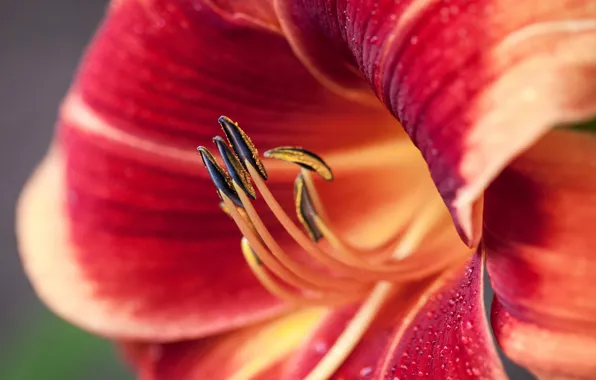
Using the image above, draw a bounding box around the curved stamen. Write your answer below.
[301,168,431,258]
[198,117,468,380]
[245,164,419,281]
[240,238,367,306]
[233,182,373,287]
[247,164,452,278]
[221,193,363,293]
[300,168,330,221]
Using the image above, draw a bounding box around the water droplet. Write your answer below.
[314,341,328,353]
[465,321,473,330]
[359,366,373,377]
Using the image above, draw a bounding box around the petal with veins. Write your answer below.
[121,307,326,380]
[280,250,503,380]
[279,0,596,245]
[18,0,452,341]
[486,129,596,379]
[377,249,505,379]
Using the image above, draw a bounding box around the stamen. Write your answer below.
[265,146,334,181]
[232,181,370,289]
[294,173,324,242]
[304,281,395,380]
[240,237,311,303]
[300,168,429,258]
[198,120,465,380]
[240,238,365,306]
[245,164,404,281]
[300,169,329,221]
[213,136,256,199]
[220,193,351,293]
[218,116,268,180]
[197,146,243,207]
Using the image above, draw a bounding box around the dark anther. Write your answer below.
[218,116,268,180]
[197,146,243,207]
[264,146,333,181]
[294,173,324,242]
[213,136,257,199]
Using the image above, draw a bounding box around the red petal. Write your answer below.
[282,282,429,379]
[120,308,325,380]
[377,250,505,379]
[18,0,412,341]
[486,129,596,379]
[279,0,596,244]
[280,251,504,379]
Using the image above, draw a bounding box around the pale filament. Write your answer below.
[220,193,366,294]
[302,168,433,260]
[246,163,450,279]
[240,237,367,306]
[232,183,372,289]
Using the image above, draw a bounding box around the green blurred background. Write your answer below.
[0,1,131,379]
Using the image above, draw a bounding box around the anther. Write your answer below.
[241,237,262,266]
[213,136,256,199]
[265,146,334,181]
[197,146,243,207]
[294,173,324,242]
[218,116,268,180]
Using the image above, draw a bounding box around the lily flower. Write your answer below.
[16,0,596,379]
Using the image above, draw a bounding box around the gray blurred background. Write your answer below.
[0,1,130,379]
[0,1,532,379]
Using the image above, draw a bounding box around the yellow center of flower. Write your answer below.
[198,116,463,380]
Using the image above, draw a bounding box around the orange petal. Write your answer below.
[485,129,596,379]
[279,0,596,244]
[121,307,326,380]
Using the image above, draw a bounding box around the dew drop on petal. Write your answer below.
[359,366,373,377]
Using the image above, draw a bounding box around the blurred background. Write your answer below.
[0,1,131,379]
[0,1,533,379]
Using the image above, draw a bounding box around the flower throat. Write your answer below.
[198,116,455,380]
